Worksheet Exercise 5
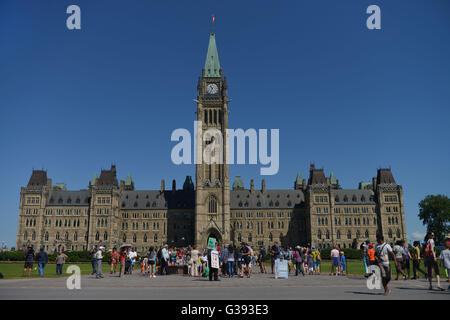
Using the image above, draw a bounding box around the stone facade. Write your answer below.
[15,32,407,253]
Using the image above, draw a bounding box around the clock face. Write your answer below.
[206,83,219,94]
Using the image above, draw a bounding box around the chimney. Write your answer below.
[172,179,176,193]
[302,179,306,190]
[161,179,165,193]
[372,177,377,190]
[261,179,266,193]
[250,179,254,193]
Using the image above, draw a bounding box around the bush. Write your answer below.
[318,248,362,260]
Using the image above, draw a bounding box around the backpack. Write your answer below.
[423,241,433,257]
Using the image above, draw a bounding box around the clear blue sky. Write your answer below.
[1,0,449,248]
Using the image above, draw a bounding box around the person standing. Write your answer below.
[190,245,200,277]
[110,248,118,274]
[312,247,321,275]
[90,248,97,275]
[411,241,426,279]
[402,240,411,279]
[393,240,407,280]
[207,248,220,281]
[294,246,304,276]
[147,246,157,278]
[367,244,376,267]
[95,246,104,279]
[374,234,396,295]
[270,242,281,274]
[330,245,340,276]
[56,251,68,276]
[227,245,235,277]
[161,244,170,275]
[36,247,48,277]
[240,242,251,278]
[340,251,346,276]
[361,240,369,276]
[119,247,127,277]
[439,238,450,289]
[128,248,137,274]
[258,247,267,274]
[423,231,444,290]
[23,246,35,277]
[221,244,229,277]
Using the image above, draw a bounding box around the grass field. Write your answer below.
[1,259,447,280]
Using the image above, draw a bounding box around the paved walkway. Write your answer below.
[0,272,449,300]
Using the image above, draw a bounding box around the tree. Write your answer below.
[418,194,450,245]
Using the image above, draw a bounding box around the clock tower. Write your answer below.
[194,30,231,247]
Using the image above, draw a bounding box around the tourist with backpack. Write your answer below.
[423,231,444,290]
[374,234,396,295]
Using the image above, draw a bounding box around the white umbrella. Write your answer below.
[119,243,132,250]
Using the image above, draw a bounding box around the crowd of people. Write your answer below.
[20,232,450,296]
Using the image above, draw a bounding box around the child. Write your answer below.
[340,251,346,276]
[140,258,146,276]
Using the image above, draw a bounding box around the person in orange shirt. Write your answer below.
[367,244,376,266]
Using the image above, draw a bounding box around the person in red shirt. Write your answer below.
[119,248,127,277]
[110,248,119,274]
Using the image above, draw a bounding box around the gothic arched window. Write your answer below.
[208,195,217,214]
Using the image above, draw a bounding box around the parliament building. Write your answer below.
[16,31,407,253]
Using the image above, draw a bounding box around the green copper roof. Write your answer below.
[358,181,371,190]
[204,32,221,77]
[232,176,244,190]
[90,174,98,186]
[54,183,67,191]
[330,172,337,185]
[125,174,133,186]
[295,173,303,185]
[183,176,194,191]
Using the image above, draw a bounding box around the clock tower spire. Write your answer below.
[194,28,231,247]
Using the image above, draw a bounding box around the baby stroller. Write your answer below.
[125,258,132,274]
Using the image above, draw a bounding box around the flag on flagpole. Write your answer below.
[212,14,215,24]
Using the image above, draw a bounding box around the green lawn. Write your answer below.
[0,262,114,279]
[0,260,447,279]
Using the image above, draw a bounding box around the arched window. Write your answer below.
[388,217,391,224]
[143,234,147,242]
[238,233,242,242]
[396,229,401,238]
[45,232,49,241]
[388,229,393,238]
[336,230,341,239]
[24,231,28,241]
[133,234,137,243]
[347,230,351,239]
[32,231,36,241]
[326,230,330,239]
[123,234,127,242]
[95,232,99,241]
[154,234,158,242]
[208,195,217,214]
[269,233,273,242]
[104,232,108,241]
[317,230,322,239]
[248,233,252,242]
[365,230,369,238]
[56,232,60,240]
